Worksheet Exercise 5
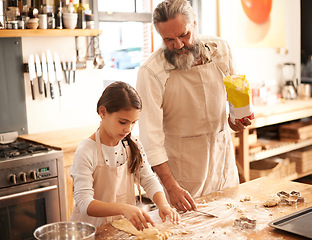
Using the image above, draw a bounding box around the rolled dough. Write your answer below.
[111,218,172,240]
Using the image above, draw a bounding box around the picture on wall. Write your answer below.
[218,0,286,48]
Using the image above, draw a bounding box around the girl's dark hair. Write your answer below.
[97,81,143,174]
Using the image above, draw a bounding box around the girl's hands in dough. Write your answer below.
[122,204,154,231]
[158,205,180,224]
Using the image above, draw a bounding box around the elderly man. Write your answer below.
[136,0,251,212]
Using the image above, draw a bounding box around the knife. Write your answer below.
[35,54,43,94]
[28,54,36,100]
[41,52,48,98]
[54,52,63,96]
[72,55,76,83]
[47,49,55,99]
[196,210,218,218]
[62,59,69,84]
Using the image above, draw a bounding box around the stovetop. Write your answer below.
[0,140,51,161]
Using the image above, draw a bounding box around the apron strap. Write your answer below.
[95,128,102,166]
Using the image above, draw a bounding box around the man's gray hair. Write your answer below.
[153,0,196,33]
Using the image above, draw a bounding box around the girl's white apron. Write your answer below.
[70,129,135,227]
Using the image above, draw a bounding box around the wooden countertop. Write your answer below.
[19,125,98,166]
[252,98,312,128]
[95,177,312,240]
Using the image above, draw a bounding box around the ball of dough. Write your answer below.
[263,194,281,207]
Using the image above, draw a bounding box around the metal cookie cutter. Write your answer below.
[277,190,305,205]
[234,216,257,230]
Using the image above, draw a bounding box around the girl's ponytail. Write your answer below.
[125,133,142,173]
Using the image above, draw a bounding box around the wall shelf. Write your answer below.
[237,99,312,182]
[0,29,102,37]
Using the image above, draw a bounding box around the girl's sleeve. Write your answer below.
[70,140,97,215]
[134,138,164,200]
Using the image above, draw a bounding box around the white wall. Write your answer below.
[215,0,300,92]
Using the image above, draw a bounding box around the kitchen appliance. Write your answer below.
[0,131,66,240]
[297,83,311,99]
[282,62,297,100]
[33,221,96,240]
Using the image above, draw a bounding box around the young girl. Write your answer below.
[70,81,180,230]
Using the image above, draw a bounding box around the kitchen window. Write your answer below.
[92,0,155,88]
[92,0,204,86]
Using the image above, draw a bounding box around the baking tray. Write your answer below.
[268,206,312,239]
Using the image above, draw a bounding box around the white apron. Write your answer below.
[70,130,136,227]
[162,55,239,198]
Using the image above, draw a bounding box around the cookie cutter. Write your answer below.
[277,190,305,206]
[234,216,257,230]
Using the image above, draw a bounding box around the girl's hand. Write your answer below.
[121,204,154,231]
[158,204,180,224]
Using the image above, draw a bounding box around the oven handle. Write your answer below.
[0,185,58,201]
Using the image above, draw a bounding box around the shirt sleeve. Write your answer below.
[70,139,97,215]
[135,138,164,200]
[136,66,169,167]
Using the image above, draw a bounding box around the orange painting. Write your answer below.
[218,0,285,48]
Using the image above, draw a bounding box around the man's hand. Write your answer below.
[228,116,252,132]
[167,185,197,212]
[152,162,197,212]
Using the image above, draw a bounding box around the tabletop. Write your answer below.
[95,177,312,239]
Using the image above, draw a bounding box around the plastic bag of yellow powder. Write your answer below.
[223,74,254,124]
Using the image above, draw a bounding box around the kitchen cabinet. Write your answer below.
[237,99,312,182]
[0,29,102,37]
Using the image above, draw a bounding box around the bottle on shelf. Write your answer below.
[77,0,85,29]
[38,4,47,29]
[6,0,20,21]
[21,0,28,21]
[55,0,62,29]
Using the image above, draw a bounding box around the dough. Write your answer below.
[263,194,281,207]
[111,218,172,240]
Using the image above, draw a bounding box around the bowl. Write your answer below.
[33,221,96,240]
[63,13,78,29]
[27,18,39,29]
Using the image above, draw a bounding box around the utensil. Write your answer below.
[62,59,69,84]
[54,52,63,96]
[28,54,36,100]
[196,210,218,218]
[297,84,311,99]
[46,49,55,99]
[33,221,96,240]
[72,55,76,83]
[41,52,48,98]
[35,54,43,94]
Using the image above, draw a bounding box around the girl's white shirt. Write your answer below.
[70,136,164,215]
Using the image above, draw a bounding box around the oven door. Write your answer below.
[0,178,60,240]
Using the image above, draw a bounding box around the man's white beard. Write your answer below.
[173,51,196,70]
[163,40,201,70]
